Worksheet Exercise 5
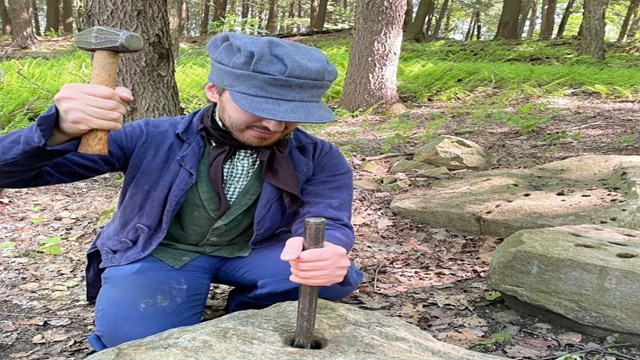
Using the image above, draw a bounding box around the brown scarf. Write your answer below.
[198,105,302,218]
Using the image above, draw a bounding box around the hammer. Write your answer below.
[75,26,143,155]
[292,217,326,349]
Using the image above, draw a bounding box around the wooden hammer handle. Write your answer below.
[77,50,119,155]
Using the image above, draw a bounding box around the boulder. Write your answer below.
[413,135,495,171]
[488,224,640,336]
[88,300,504,360]
[391,155,640,238]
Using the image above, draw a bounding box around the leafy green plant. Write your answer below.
[609,134,637,148]
[540,130,581,142]
[485,290,502,301]
[31,217,43,224]
[492,103,551,133]
[0,242,15,250]
[480,332,512,345]
[38,236,61,255]
[556,354,585,360]
[62,280,79,288]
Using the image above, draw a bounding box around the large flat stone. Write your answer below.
[487,224,640,335]
[390,155,640,237]
[88,300,504,360]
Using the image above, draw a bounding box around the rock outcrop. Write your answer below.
[391,155,640,237]
[88,300,504,360]
[413,135,495,171]
[488,224,640,336]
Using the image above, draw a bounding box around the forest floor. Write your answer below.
[1,95,639,360]
[2,35,640,360]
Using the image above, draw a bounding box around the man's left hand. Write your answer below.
[280,237,350,286]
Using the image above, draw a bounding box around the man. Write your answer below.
[0,32,363,350]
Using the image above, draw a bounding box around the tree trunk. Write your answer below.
[465,12,475,41]
[45,0,60,34]
[309,0,317,31]
[181,0,188,35]
[405,0,434,41]
[618,0,639,42]
[84,0,182,119]
[556,0,575,38]
[475,10,482,40]
[539,0,548,35]
[73,0,84,32]
[266,0,277,34]
[526,0,537,39]
[212,0,228,29]
[168,0,183,59]
[0,0,11,35]
[423,0,436,37]
[200,0,210,35]
[403,0,412,30]
[628,9,640,40]
[495,0,522,40]
[242,0,249,18]
[31,0,39,35]
[287,0,294,32]
[61,0,73,34]
[312,0,328,31]
[8,0,36,49]
[579,0,608,60]
[339,0,406,112]
[430,0,449,39]
[539,0,556,39]
[517,0,533,38]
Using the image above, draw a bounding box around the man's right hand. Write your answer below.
[48,84,133,146]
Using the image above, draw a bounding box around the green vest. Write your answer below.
[151,151,264,268]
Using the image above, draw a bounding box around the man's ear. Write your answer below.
[204,83,220,102]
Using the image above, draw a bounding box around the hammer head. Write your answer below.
[76,26,143,53]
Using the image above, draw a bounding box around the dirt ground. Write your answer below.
[1,95,639,359]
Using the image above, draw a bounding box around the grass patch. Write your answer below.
[1,38,639,132]
[0,51,90,133]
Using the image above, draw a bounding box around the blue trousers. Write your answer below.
[87,242,363,350]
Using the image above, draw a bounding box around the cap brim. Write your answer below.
[228,91,335,124]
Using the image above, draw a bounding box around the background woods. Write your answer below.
[2,0,639,116]
[3,0,640,50]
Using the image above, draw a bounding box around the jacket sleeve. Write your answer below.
[292,141,355,252]
[0,105,125,188]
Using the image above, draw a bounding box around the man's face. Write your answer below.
[205,84,299,147]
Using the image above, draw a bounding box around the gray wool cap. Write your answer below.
[206,32,338,123]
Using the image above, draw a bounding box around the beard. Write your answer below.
[216,103,294,147]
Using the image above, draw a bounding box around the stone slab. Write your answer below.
[391,155,640,237]
[487,224,640,335]
[87,300,504,360]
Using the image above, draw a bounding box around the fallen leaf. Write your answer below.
[0,321,18,332]
[18,282,40,292]
[377,217,393,230]
[557,332,583,346]
[436,328,485,347]
[451,315,488,327]
[361,161,383,173]
[433,294,474,310]
[47,318,72,327]
[504,344,548,358]
[15,317,46,326]
[31,330,70,344]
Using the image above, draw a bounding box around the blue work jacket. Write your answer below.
[0,106,355,301]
